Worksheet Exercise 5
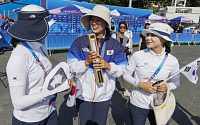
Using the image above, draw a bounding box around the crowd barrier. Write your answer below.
[1,31,199,51]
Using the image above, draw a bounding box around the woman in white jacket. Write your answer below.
[67,5,127,125]
[6,5,72,125]
[123,23,180,125]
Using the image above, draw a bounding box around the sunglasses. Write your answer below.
[119,26,126,29]
[145,23,150,25]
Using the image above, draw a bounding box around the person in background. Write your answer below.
[170,25,174,33]
[110,21,116,35]
[123,23,180,125]
[176,23,183,33]
[174,25,178,33]
[1,17,10,30]
[67,5,127,125]
[111,21,132,97]
[9,19,15,26]
[192,26,199,34]
[6,5,73,125]
[124,22,133,56]
[138,20,151,51]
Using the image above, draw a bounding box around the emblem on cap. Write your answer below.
[29,15,36,18]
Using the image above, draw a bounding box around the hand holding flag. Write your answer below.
[66,72,82,107]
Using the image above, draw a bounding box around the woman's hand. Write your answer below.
[156,83,167,92]
[138,81,157,94]
[68,78,73,87]
[58,78,73,93]
[93,54,111,70]
[85,50,98,66]
[129,49,133,54]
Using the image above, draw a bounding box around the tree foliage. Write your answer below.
[91,0,200,8]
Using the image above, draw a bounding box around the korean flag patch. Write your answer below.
[12,76,19,81]
[107,50,114,55]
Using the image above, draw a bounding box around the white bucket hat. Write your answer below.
[80,5,111,30]
[142,23,172,42]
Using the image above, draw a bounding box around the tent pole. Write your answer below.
[72,13,73,33]
[129,0,132,7]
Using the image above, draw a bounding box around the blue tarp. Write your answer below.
[0,30,12,47]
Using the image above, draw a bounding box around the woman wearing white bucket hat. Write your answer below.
[67,5,127,125]
[6,5,72,125]
[123,23,180,125]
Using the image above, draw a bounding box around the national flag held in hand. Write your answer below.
[66,74,82,107]
[180,58,200,84]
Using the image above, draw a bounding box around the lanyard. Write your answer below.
[22,42,52,78]
[98,38,106,58]
[148,53,168,81]
[22,42,56,109]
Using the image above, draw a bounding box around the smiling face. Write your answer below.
[145,33,166,53]
[90,16,108,37]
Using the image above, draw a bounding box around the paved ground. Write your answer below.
[0,45,200,125]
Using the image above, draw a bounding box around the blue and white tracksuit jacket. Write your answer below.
[67,35,127,102]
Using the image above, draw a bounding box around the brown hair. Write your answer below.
[164,41,171,53]
[9,19,15,22]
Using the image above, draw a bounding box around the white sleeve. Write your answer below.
[7,56,53,110]
[123,53,140,88]
[9,85,54,110]
[130,30,133,38]
[168,60,180,90]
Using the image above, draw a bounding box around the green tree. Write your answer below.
[186,0,200,7]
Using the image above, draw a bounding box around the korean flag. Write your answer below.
[180,58,200,84]
[66,74,82,107]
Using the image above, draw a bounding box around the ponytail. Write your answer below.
[164,41,171,53]
[10,37,20,48]
[105,26,111,36]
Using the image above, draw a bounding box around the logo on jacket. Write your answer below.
[82,47,90,52]
[107,50,114,55]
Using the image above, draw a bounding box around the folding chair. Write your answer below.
[170,33,178,46]
[176,33,193,46]
[192,34,200,46]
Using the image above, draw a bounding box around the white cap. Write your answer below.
[142,23,172,41]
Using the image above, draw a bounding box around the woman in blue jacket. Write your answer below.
[67,5,127,125]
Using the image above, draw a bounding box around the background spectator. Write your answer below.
[124,22,133,55]
[170,25,174,33]
[174,25,178,33]
[110,21,116,35]
[1,17,10,30]
[138,20,151,51]
[111,21,132,97]
[192,26,199,34]
[176,23,183,33]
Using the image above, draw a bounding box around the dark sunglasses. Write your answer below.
[145,23,150,25]
[119,26,126,29]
